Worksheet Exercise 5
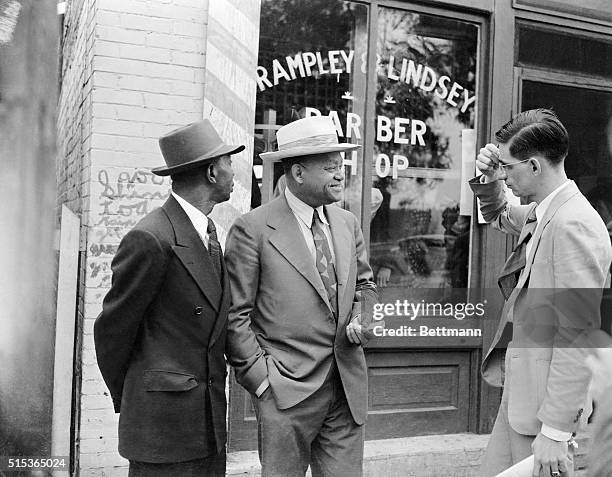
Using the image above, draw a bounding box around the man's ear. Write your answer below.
[206,163,217,183]
[530,157,542,176]
[291,163,304,184]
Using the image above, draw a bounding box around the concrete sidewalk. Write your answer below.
[227,433,488,477]
[227,432,590,477]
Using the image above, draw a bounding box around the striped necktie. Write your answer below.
[207,218,223,280]
[498,213,537,300]
[311,210,338,318]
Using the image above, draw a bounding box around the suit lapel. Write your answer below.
[516,203,537,246]
[209,261,230,347]
[518,181,579,287]
[267,196,332,310]
[326,205,351,319]
[163,196,222,311]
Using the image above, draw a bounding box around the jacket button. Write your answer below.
[194,306,203,315]
[208,378,214,385]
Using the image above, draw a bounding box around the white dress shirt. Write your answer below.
[284,186,336,264]
[172,191,210,248]
[524,180,571,261]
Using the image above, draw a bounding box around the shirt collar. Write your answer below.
[284,186,328,228]
[535,180,571,224]
[171,191,209,238]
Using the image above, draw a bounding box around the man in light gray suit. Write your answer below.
[471,109,611,477]
[225,116,378,477]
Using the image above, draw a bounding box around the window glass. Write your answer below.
[517,23,612,79]
[370,8,478,302]
[254,0,368,214]
[522,81,612,244]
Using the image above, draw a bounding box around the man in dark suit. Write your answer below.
[94,120,244,476]
[225,116,378,477]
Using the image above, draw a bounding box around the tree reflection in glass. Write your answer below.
[370,8,478,304]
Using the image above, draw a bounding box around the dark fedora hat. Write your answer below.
[153,119,245,176]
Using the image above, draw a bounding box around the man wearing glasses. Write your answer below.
[470,109,611,476]
[225,116,378,477]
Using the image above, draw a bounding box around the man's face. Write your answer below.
[211,154,234,202]
[497,143,536,202]
[296,152,344,207]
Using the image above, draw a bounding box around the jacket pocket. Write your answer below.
[143,369,199,392]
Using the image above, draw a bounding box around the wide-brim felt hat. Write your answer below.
[153,119,245,176]
[260,116,360,161]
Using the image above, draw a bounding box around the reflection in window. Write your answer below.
[254,0,368,212]
[369,8,478,301]
[522,81,612,245]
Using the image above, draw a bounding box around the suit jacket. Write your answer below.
[589,389,612,477]
[94,196,230,463]
[224,195,378,425]
[470,178,612,435]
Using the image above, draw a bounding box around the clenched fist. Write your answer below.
[476,143,504,182]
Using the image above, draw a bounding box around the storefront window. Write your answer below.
[254,0,368,214]
[522,81,612,245]
[369,8,478,302]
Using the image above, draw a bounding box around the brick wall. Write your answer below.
[57,0,261,475]
[56,0,95,468]
[202,0,261,236]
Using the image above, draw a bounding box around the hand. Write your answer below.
[532,433,570,477]
[476,143,504,182]
[346,314,366,345]
[376,267,391,287]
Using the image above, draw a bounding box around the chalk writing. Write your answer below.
[89,168,170,283]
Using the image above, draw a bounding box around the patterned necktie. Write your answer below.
[498,213,537,300]
[207,218,223,280]
[311,210,338,318]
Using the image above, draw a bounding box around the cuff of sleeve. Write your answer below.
[255,378,270,397]
[541,424,572,442]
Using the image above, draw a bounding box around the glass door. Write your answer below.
[364,3,486,439]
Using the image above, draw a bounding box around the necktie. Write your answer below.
[498,213,537,300]
[311,210,338,318]
[207,219,223,280]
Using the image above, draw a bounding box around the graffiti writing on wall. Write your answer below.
[88,168,170,288]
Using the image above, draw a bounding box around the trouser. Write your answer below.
[480,388,574,477]
[128,450,226,477]
[252,365,364,477]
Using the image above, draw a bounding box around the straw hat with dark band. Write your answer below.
[260,116,360,161]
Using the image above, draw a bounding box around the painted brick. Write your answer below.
[90,148,162,168]
[95,25,147,45]
[119,44,173,63]
[90,133,156,154]
[92,87,144,106]
[92,118,144,137]
[115,75,170,95]
[151,4,204,22]
[98,0,149,16]
[171,50,205,68]
[94,40,121,59]
[82,395,113,411]
[146,32,201,52]
[59,1,257,476]
[96,10,122,28]
[171,20,205,37]
[143,92,199,111]
[120,13,172,33]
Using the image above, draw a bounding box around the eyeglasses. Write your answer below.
[493,145,531,172]
[497,158,531,172]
